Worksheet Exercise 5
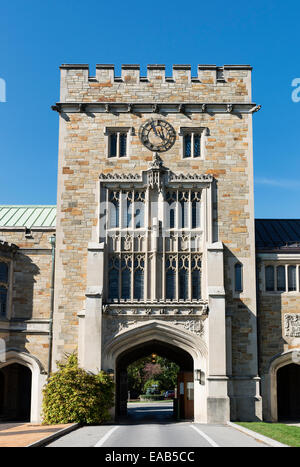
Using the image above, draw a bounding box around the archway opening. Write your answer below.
[116,339,194,423]
[0,363,32,421]
[277,363,300,421]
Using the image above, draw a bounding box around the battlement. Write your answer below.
[60,63,252,84]
[59,63,253,103]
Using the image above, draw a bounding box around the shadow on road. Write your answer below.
[117,402,180,425]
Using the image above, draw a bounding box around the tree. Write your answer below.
[127,355,179,396]
[156,357,179,391]
[143,362,162,381]
[127,357,150,395]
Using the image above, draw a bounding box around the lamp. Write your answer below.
[151,353,157,363]
[195,369,204,384]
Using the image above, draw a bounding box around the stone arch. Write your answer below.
[0,350,47,423]
[102,319,208,422]
[103,319,207,370]
[267,350,300,421]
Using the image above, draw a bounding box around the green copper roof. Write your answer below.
[0,206,56,228]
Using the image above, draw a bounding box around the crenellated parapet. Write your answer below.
[58,63,253,104]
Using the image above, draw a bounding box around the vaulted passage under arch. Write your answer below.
[0,364,32,421]
[277,363,300,420]
[116,339,194,421]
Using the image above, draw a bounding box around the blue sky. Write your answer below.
[0,0,299,218]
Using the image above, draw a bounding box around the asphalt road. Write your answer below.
[47,402,267,448]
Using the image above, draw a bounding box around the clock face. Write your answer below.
[139,119,176,152]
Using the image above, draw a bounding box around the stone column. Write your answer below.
[206,242,230,423]
[78,242,104,373]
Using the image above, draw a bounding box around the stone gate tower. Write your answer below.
[52,63,262,423]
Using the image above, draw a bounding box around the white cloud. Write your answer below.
[255,177,300,190]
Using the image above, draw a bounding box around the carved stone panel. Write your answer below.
[284,314,300,337]
[102,315,205,347]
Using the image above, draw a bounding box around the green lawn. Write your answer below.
[237,422,300,447]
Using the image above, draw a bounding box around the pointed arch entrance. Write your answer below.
[0,363,31,421]
[277,363,300,420]
[116,339,194,420]
[103,319,208,422]
[0,351,47,423]
[267,350,300,421]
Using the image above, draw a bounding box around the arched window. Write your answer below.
[235,263,243,292]
[191,256,201,300]
[179,192,189,228]
[179,256,189,300]
[109,191,119,228]
[108,257,119,300]
[166,256,176,300]
[121,257,132,300]
[134,256,144,300]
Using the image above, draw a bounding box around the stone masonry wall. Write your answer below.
[0,229,54,370]
[257,260,300,375]
[53,64,258,377]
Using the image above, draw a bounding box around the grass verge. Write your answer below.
[237,422,300,447]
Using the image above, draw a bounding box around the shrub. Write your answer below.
[143,379,161,394]
[139,394,165,401]
[42,354,114,425]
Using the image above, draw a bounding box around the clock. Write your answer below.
[139,118,176,152]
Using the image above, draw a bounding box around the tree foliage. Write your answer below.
[42,354,114,425]
[127,355,179,396]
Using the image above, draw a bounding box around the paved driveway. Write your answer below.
[47,402,267,448]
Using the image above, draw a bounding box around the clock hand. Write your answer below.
[158,127,165,140]
[151,120,158,137]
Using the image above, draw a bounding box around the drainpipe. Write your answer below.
[47,234,56,379]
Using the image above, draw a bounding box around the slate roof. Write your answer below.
[255,219,300,251]
[0,206,56,228]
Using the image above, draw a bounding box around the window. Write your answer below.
[265,265,275,291]
[166,254,202,301]
[105,127,132,158]
[288,266,296,291]
[108,189,145,230]
[108,132,127,158]
[0,262,8,318]
[103,180,204,303]
[276,266,286,291]
[108,254,145,301]
[166,256,176,300]
[234,263,243,292]
[180,127,207,159]
[183,132,201,158]
[165,190,201,230]
[264,263,300,293]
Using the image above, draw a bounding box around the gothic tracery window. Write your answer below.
[104,184,203,303]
